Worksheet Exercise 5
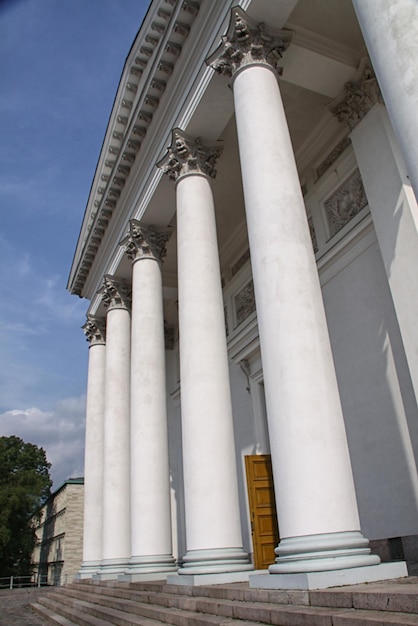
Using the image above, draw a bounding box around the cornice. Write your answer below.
[78,0,237,311]
[68,0,202,297]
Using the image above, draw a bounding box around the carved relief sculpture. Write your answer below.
[234,279,256,327]
[82,316,106,345]
[98,275,131,311]
[120,220,171,262]
[329,59,384,131]
[157,129,223,182]
[324,169,368,237]
[207,7,292,78]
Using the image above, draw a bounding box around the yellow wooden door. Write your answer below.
[244,454,279,570]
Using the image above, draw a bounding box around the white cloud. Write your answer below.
[0,394,86,490]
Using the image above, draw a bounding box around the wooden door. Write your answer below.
[244,454,279,570]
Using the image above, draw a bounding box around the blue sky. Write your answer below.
[0,0,149,488]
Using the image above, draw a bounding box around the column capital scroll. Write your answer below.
[120,220,171,263]
[329,59,384,130]
[98,275,131,312]
[157,129,223,182]
[207,7,292,79]
[82,315,106,346]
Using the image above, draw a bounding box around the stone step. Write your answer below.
[310,581,418,614]
[41,583,418,626]
[33,595,113,626]
[60,585,333,625]
[70,578,418,615]
[57,591,249,626]
[31,601,81,626]
[32,579,418,626]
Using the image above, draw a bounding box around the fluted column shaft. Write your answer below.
[158,132,252,575]
[79,317,106,578]
[351,0,418,199]
[98,276,131,578]
[209,8,379,574]
[120,222,176,579]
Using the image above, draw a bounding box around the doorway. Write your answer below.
[244,454,279,569]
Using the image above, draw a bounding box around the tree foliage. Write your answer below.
[0,436,52,577]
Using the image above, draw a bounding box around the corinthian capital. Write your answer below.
[157,129,223,182]
[329,59,384,130]
[98,275,131,311]
[207,7,292,78]
[82,315,106,346]
[120,220,172,262]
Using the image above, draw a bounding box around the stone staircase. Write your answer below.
[31,576,418,626]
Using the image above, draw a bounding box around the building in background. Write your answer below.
[68,0,418,590]
[32,478,84,585]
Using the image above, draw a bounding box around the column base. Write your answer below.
[270,531,380,574]
[167,570,254,586]
[119,554,178,581]
[76,560,102,579]
[250,561,408,590]
[93,557,130,581]
[177,547,253,576]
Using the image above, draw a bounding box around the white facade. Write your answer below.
[68,0,418,589]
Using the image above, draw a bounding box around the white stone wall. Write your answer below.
[322,234,418,539]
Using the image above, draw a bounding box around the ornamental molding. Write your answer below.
[207,7,293,78]
[157,128,223,182]
[70,0,202,297]
[329,58,384,131]
[98,275,131,312]
[120,220,171,262]
[82,316,106,346]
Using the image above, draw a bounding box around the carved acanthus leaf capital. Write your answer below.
[120,220,172,262]
[329,59,384,130]
[207,7,292,78]
[98,275,131,311]
[82,316,106,346]
[157,129,223,182]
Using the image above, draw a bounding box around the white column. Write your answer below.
[209,8,380,577]
[158,131,252,576]
[97,276,131,579]
[78,316,106,578]
[352,0,418,199]
[120,221,176,579]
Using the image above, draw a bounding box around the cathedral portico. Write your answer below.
[70,0,417,589]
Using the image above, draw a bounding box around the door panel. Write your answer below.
[245,454,279,570]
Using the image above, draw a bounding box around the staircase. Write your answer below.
[31,576,418,626]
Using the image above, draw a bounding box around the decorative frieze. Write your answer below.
[120,220,171,263]
[308,216,318,253]
[324,168,368,238]
[99,275,131,311]
[207,7,292,78]
[157,129,223,182]
[231,249,250,277]
[82,316,106,346]
[329,60,384,131]
[316,136,351,179]
[234,279,256,327]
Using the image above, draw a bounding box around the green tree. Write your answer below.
[0,436,52,577]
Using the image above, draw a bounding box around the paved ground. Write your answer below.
[0,587,53,626]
